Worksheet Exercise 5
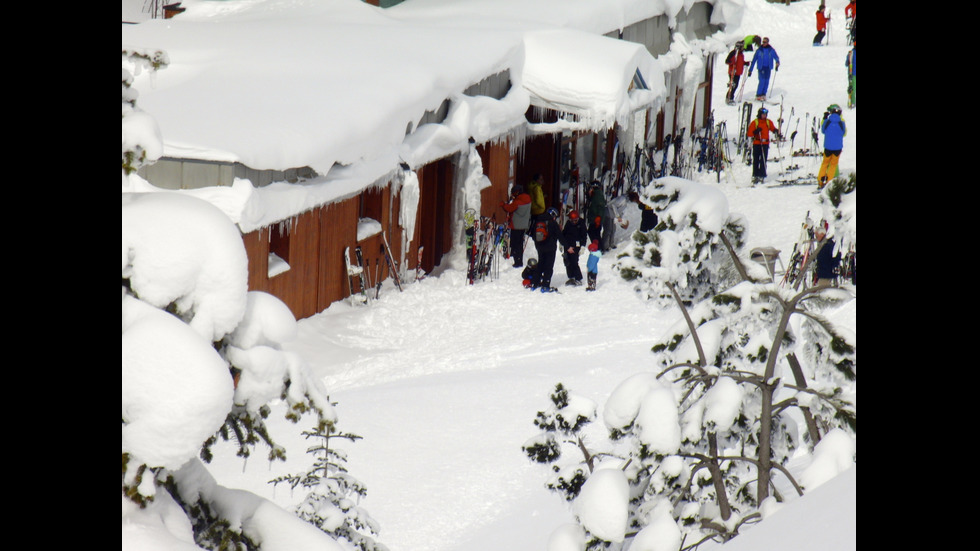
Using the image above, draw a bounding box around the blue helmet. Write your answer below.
[546,207,559,219]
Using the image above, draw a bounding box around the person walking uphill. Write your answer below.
[818,104,846,189]
[531,207,575,292]
[725,42,746,105]
[813,4,830,46]
[500,185,532,268]
[747,37,780,102]
[746,107,779,184]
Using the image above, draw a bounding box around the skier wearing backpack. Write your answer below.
[818,104,846,189]
[561,210,588,286]
[725,42,746,105]
[747,36,780,101]
[500,184,532,268]
[532,207,575,292]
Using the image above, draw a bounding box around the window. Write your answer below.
[268,221,291,278]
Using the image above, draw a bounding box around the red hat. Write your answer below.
[569,211,579,220]
[588,241,599,252]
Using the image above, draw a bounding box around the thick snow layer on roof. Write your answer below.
[522,29,666,131]
[122,0,528,174]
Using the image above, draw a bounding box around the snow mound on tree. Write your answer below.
[122,192,248,342]
[572,466,629,543]
[122,298,234,470]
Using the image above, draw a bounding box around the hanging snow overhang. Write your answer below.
[522,28,667,134]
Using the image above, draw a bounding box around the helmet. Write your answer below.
[527,258,538,268]
[546,207,559,218]
[569,210,579,220]
[827,104,841,113]
[758,107,768,116]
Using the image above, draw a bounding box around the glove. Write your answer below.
[748,71,752,77]
[754,127,762,136]
[775,65,779,72]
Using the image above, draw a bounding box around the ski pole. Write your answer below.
[767,68,778,99]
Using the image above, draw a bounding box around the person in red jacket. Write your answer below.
[813,4,830,46]
[746,107,779,184]
[725,42,746,105]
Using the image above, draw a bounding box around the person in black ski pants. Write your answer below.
[813,222,841,287]
[628,191,659,232]
[561,210,588,285]
[534,207,574,290]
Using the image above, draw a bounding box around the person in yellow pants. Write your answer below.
[818,104,846,188]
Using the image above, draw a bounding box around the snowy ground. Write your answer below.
[206,1,856,550]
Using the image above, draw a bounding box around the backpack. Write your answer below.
[533,220,549,242]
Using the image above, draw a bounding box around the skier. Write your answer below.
[817,104,846,189]
[521,258,542,289]
[746,107,779,184]
[747,36,780,102]
[813,4,830,46]
[601,196,627,252]
[742,35,762,52]
[628,191,658,232]
[844,0,856,42]
[586,241,601,291]
[561,210,588,286]
[813,222,841,287]
[585,181,606,247]
[725,42,747,105]
[845,40,856,108]
[531,207,574,292]
[527,173,546,221]
[500,184,532,268]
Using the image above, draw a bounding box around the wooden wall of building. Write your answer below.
[242,182,409,320]
[477,140,512,220]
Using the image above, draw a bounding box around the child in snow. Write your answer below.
[586,241,601,291]
[522,258,541,289]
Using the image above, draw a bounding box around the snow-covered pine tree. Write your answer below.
[526,176,856,548]
[613,176,748,307]
[522,383,603,502]
[122,47,168,177]
[271,422,388,551]
[123,55,345,545]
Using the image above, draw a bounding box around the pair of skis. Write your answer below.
[345,231,403,306]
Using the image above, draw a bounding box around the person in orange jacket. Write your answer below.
[746,107,780,184]
[813,3,830,46]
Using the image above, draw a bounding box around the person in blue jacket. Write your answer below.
[818,104,846,188]
[747,36,780,101]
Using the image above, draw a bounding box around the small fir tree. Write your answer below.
[271,421,388,551]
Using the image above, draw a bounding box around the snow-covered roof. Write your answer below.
[122,0,528,176]
[122,0,741,229]
[522,29,665,132]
